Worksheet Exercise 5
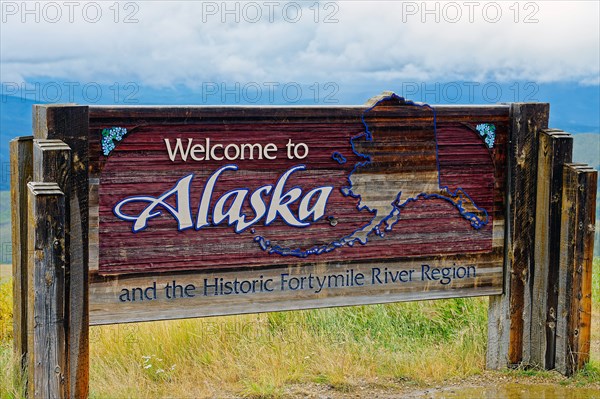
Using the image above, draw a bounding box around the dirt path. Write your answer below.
[275,371,600,398]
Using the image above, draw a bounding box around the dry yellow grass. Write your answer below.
[87,299,487,398]
[0,265,11,283]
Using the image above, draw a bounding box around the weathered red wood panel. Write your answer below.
[91,98,505,275]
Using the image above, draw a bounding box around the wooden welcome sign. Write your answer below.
[10,93,597,398]
[89,94,505,323]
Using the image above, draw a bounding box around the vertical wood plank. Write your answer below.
[33,105,89,398]
[486,255,512,369]
[27,182,67,398]
[576,167,597,372]
[508,103,549,366]
[531,130,572,368]
[31,139,72,396]
[556,164,597,376]
[556,164,578,375]
[10,136,33,372]
[487,102,549,369]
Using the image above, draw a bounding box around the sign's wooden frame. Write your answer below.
[10,99,597,398]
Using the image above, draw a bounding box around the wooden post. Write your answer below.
[556,164,597,376]
[487,102,549,369]
[27,182,68,398]
[531,130,573,368]
[10,136,33,372]
[33,105,89,398]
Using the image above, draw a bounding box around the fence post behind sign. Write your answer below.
[487,102,549,369]
[33,105,89,398]
[531,129,573,369]
[27,182,67,398]
[10,136,33,371]
[556,164,597,376]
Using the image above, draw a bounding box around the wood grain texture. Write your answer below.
[87,100,509,325]
[30,140,72,396]
[27,182,67,398]
[90,253,503,325]
[556,164,597,376]
[97,123,496,273]
[34,105,90,399]
[508,103,549,366]
[94,101,504,274]
[487,102,549,369]
[10,136,33,372]
[531,130,572,368]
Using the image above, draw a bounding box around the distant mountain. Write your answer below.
[572,133,600,256]
[572,133,600,169]
[0,96,41,190]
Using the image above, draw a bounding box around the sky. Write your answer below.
[0,1,599,117]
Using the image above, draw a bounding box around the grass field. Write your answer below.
[0,259,599,398]
[0,265,10,283]
[0,192,10,265]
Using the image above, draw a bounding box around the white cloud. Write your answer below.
[1,1,598,87]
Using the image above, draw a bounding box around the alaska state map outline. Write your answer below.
[255,93,490,257]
